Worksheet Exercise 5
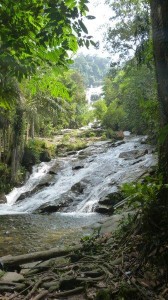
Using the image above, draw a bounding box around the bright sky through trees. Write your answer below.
[79,0,111,57]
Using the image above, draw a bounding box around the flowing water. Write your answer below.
[0,135,157,255]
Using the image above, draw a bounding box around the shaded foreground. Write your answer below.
[0,208,167,300]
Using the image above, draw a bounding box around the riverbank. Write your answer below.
[0,131,162,299]
[0,203,166,300]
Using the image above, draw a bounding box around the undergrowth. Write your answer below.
[118,175,168,269]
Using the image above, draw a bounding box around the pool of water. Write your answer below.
[0,212,103,256]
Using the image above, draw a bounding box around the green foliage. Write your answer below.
[105,0,152,66]
[21,68,90,138]
[0,163,12,193]
[121,176,164,210]
[104,128,115,139]
[102,61,158,135]
[24,139,46,164]
[64,139,87,151]
[0,0,93,82]
[81,228,101,254]
[22,138,54,170]
[61,134,71,144]
[71,54,109,86]
[102,100,125,131]
[93,99,107,122]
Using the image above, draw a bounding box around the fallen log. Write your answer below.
[0,246,82,268]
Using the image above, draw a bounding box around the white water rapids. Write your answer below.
[0,135,157,216]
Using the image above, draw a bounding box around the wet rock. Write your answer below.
[99,188,123,206]
[132,159,143,165]
[119,149,148,159]
[17,175,53,201]
[67,151,77,156]
[78,154,88,160]
[135,149,148,158]
[140,136,148,144]
[0,193,7,204]
[72,164,84,170]
[37,204,62,214]
[95,204,114,215]
[35,195,73,214]
[48,163,60,175]
[48,169,58,175]
[111,140,125,147]
[71,182,86,194]
[37,175,53,187]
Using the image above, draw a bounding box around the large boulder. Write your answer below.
[35,195,73,214]
[36,203,62,214]
[119,149,148,159]
[71,181,86,194]
[99,188,123,206]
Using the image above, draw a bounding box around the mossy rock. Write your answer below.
[22,148,37,170]
[39,150,51,162]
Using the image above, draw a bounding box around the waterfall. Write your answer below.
[0,135,156,216]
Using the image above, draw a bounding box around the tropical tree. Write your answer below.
[0,0,94,84]
[149,0,168,184]
[93,99,107,122]
[105,0,152,65]
[102,60,158,134]
[0,0,94,185]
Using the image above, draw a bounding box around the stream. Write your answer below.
[0,134,157,256]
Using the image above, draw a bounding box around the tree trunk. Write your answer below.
[26,122,30,142]
[11,107,24,183]
[150,0,168,183]
[30,117,35,139]
[0,130,2,162]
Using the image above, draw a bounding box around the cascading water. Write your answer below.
[0,134,157,255]
[1,135,156,215]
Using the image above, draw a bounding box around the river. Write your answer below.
[0,134,157,256]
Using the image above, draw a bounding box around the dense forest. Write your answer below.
[0,0,168,299]
[71,53,110,86]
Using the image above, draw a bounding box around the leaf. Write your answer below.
[78,19,88,34]
[86,15,96,20]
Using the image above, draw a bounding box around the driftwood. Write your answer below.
[0,246,82,268]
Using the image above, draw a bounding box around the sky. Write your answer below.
[78,0,112,57]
